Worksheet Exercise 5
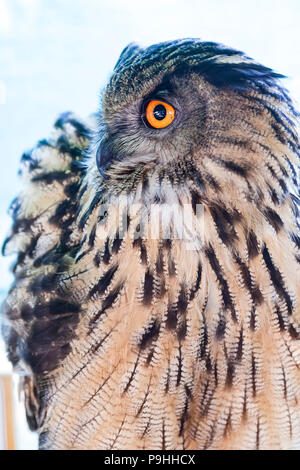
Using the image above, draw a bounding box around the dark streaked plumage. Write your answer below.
[2,39,300,450]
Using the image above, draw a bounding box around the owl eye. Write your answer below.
[144,100,175,129]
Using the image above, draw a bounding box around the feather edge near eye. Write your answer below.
[144,100,175,129]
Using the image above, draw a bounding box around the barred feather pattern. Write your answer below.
[2,40,300,450]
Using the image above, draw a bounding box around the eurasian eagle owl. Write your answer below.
[2,39,300,450]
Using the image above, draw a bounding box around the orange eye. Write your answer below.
[145,100,175,129]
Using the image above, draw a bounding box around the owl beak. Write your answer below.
[96,141,115,179]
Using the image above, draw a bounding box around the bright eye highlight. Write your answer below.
[145,100,175,129]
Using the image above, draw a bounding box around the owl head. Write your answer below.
[81,39,298,238]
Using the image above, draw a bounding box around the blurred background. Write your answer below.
[0,0,299,450]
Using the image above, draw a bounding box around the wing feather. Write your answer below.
[1,112,91,429]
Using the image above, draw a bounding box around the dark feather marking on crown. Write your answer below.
[106,39,288,114]
[253,80,298,113]
[199,61,283,91]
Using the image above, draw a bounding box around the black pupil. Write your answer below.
[153,104,167,120]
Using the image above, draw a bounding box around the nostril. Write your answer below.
[96,142,114,179]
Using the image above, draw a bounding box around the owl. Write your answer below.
[2,39,300,450]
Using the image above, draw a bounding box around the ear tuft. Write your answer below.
[114,42,142,71]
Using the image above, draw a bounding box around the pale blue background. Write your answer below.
[0,0,299,449]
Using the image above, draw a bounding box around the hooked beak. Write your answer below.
[96,141,117,179]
